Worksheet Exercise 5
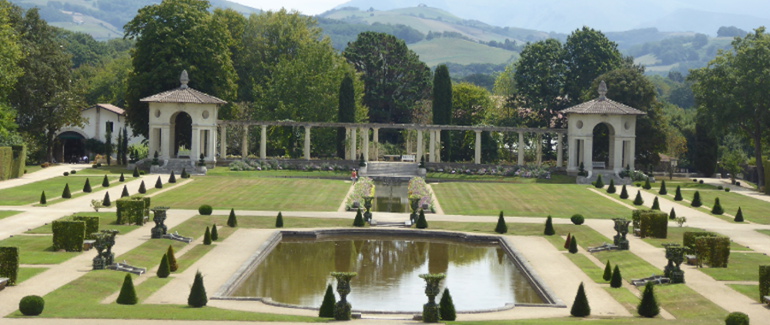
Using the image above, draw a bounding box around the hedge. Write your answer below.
[684,231,730,267]
[71,216,99,239]
[116,197,146,225]
[633,210,667,238]
[0,247,19,285]
[10,146,26,179]
[0,147,12,180]
[760,265,770,302]
[52,221,85,252]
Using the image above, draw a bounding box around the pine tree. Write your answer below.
[121,185,129,198]
[353,208,365,227]
[711,197,724,215]
[620,185,629,199]
[439,288,457,321]
[155,176,163,189]
[674,185,683,201]
[603,260,612,281]
[633,190,644,205]
[607,179,616,194]
[103,191,111,206]
[495,211,508,234]
[544,216,555,235]
[167,245,178,272]
[594,174,604,188]
[691,191,702,207]
[643,178,651,190]
[659,180,667,195]
[116,274,138,305]
[570,282,590,317]
[83,178,92,192]
[734,207,744,222]
[133,166,139,177]
[416,209,428,229]
[138,181,146,194]
[610,265,623,288]
[169,171,176,183]
[40,191,46,205]
[637,282,659,317]
[569,236,578,254]
[188,271,207,307]
[227,208,237,227]
[203,226,212,245]
[669,208,676,220]
[211,224,218,241]
[102,174,109,187]
[276,212,284,228]
[651,196,660,210]
[319,284,336,317]
[119,173,125,182]
[62,183,71,198]
[433,64,453,160]
[336,74,355,158]
[117,130,123,165]
[157,253,170,278]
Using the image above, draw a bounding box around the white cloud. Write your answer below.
[227,0,349,15]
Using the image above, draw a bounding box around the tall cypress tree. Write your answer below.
[105,128,113,166]
[337,74,355,159]
[432,64,452,160]
[117,128,123,165]
[122,127,129,165]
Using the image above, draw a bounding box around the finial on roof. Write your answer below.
[180,70,189,89]
[598,80,607,100]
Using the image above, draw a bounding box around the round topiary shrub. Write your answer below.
[717,185,723,190]
[736,181,741,186]
[699,180,704,184]
[198,205,213,215]
[19,295,45,316]
[71,170,76,174]
[570,214,585,225]
[725,188,731,192]
[63,172,69,176]
[725,311,749,325]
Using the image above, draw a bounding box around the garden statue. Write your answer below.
[612,218,631,250]
[151,207,170,238]
[419,273,446,323]
[330,272,357,321]
[92,229,119,270]
[663,243,686,283]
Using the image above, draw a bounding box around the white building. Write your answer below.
[56,104,145,163]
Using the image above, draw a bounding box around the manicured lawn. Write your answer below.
[649,186,770,224]
[25,212,140,235]
[426,173,575,184]
[0,210,21,220]
[727,284,761,302]
[74,166,136,175]
[151,176,351,211]
[432,183,630,218]
[758,229,770,237]
[642,226,751,251]
[699,252,770,281]
[0,235,80,264]
[0,175,120,205]
[17,267,48,284]
[207,168,349,178]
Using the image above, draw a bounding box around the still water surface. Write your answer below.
[231,235,544,312]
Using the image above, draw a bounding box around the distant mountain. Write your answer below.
[334,0,770,35]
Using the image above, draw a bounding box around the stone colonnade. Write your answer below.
[218,121,566,167]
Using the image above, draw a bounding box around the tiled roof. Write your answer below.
[83,104,125,115]
[140,87,227,105]
[561,97,646,115]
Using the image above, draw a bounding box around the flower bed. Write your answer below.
[408,177,434,211]
[426,164,552,179]
[346,177,374,210]
[229,159,350,172]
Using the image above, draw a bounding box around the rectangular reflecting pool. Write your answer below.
[224,232,547,312]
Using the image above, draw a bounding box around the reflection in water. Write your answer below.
[231,235,544,312]
[372,180,408,213]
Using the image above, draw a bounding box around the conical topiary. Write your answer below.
[607,179,616,194]
[544,215,555,236]
[133,166,139,177]
[187,271,207,307]
[691,191,702,207]
[620,185,629,199]
[119,173,125,182]
[651,196,660,210]
[102,191,111,207]
[659,180,667,195]
[83,178,92,193]
[138,181,146,194]
[637,282,659,318]
[116,274,138,305]
[734,207,744,222]
[319,284,335,318]
[181,168,189,179]
[439,288,457,321]
[603,260,612,281]
[227,208,237,227]
[155,176,163,189]
[495,211,508,234]
[101,174,109,187]
[203,227,212,245]
[633,190,644,206]
[570,282,590,317]
[669,208,676,220]
[594,174,604,188]
[40,191,46,205]
[610,265,623,288]
[120,185,129,198]
[276,211,284,228]
[167,245,178,272]
[353,208,365,227]
[569,235,578,254]
[169,171,176,183]
[564,233,571,249]
[416,209,428,229]
[62,183,71,199]
[643,178,651,190]
[711,197,724,215]
[211,224,218,241]
[674,185,683,201]
[157,253,170,278]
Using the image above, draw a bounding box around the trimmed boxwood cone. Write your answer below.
[569,236,578,254]
[620,185,629,199]
[169,171,176,183]
[103,191,111,206]
[83,178,92,192]
[439,288,457,321]
[116,274,138,305]
[227,208,237,227]
[651,197,660,210]
[40,191,46,205]
[138,181,146,194]
[594,174,604,188]
[607,179,616,193]
[544,216,555,235]
[643,178,651,190]
[167,245,178,272]
[181,168,189,178]
[495,211,507,234]
[711,197,724,215]
[633,190,644,205]
[119,173,125,182]
[564,233,571,249]
[102,174,109,187]
[353,208,365,227]
[674,185,683,201]
[211,224,218,241]
[187,271,207,307]
[570,282,590,317]
[276,211,284,228]
[319,284,335,317]
[691,191,702,207]
[155,176,163,189]
[669,208,676,220]
[637,282,659,318]
[62,183,71,199]
[416,209,428,229]
[734,207,744,222]
[659,180,667,195]
[121,185,129,198]
[603,260,612,281]
[203,227,212,245]
[611,265,623,288]
[133,166,139,177]
[157,254,170,278]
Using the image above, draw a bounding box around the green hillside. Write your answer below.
[409,38,517,67]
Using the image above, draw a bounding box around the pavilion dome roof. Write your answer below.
[140,70,227,105]
[560,81,645,116]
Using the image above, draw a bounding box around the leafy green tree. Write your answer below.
[433,64,452,158]
[493,63,516,97]
[563,27,624,105]
[0,2,23,139]
[450,82,497,162]
[514,38,566,129]
[719,134,747,184]
[692,118,718,177]
[124,0,237,137]
[690,27,770,187]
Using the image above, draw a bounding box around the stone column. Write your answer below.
[160,126,171,160]
[219,125,227,159]
[429,130,436,162]
[361,127,369,161]
[191,126,201,163]
[536,133,542,166]
[567,136,576,172]
[349,127,357,160]
[474,130,482,164]
[628,139,636,171]
[612,137,624,173]
[583,138,593,173]
[304,126,311,160]
[149,127,159,160]
[260,125,267,160]
[241,126,248,160]
[373,128,379,161]
[208,128,217,161]
[517,131,524,166]
[557,133,564,168]
[416,129,423,162]
[435,129,441,162]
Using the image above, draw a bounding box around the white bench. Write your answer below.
[592,161,606,169]
[401,154,416,162]
[0,277,9,290]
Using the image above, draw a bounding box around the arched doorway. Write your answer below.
[56,131,86,163]
[592,122,615,169]
[172,112,192,157]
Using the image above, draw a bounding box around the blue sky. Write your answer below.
[229,0,348,15]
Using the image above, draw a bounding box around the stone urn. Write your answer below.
[330,272,357,321]
[151,207,170,238]
[419,273,446,323]
[363,196,374,222]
